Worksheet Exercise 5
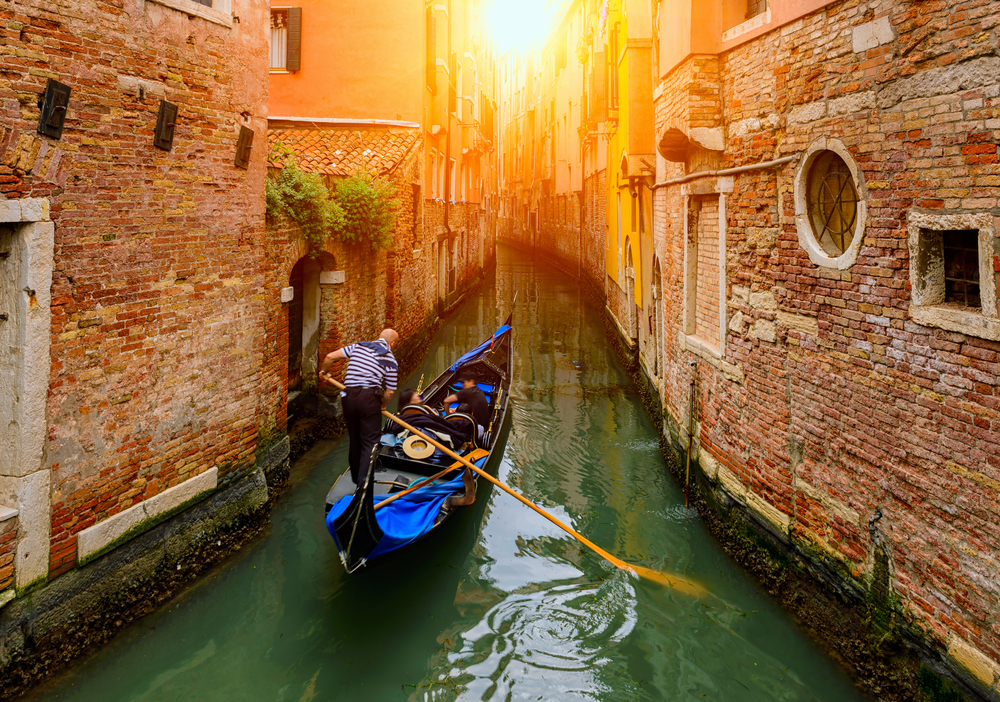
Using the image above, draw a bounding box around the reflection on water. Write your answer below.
[30,247,868,702]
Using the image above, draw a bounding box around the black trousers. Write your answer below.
[342,387,383,485]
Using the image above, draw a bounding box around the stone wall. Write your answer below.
[651,0,1000,695]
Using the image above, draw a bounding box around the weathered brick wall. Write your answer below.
[0,514,16,591]
[538,193,582,272]
[653,0,1000,687]
[693,196,721,345]
[0,0,269,578]
[583,171,607,293]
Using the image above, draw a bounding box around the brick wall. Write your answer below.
[0,514,16,591]
[583,171,607,294]
[0,0,269,579]
[693,196,720,346]
[651,0,1000,686]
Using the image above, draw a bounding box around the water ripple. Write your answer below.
[418,576,638,701]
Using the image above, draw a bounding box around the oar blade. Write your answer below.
[627,564,708,598]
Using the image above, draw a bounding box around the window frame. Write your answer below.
[794,137,868,270]
[147,0,232,28]
[907,211,999,341]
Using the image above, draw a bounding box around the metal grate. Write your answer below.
[943,229,981,308]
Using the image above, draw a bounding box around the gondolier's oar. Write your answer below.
[322,375,706,597]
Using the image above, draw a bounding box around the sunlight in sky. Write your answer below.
[487,0,549,52]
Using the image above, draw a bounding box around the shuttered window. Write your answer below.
[270,8,301,71]
[286,7,302,71]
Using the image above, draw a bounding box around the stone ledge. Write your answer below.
[0,198,50,223]
[77,468,218,565]
[0,507,18,523]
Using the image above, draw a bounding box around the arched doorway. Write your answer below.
[287,256,325,391]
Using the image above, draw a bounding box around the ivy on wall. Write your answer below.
[334,168,400,251]
[266,142,400,253]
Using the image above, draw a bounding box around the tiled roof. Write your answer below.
[267,126,420,177]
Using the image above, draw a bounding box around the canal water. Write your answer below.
[30,247,869,701]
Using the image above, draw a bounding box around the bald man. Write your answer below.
[320,328,399,485]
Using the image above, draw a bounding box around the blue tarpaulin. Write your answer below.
[447,324,511,371]
[326,454,490,560]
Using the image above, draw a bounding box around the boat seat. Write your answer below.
[400,404,433,416]
[444,412,478,449]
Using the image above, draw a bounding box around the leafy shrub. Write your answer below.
[333,168,400,250]
[266,141,344,254]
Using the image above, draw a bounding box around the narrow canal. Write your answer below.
[30,246,869,701]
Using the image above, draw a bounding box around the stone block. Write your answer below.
[749,290,777,311]
[947,633,1000,690]
[730,285,749,306]
[319,270,345,285]
[751,319,776,343]
[77,468,219,563]
[746,491,790,534]
[777,311,819,336]
[852,17,894,53]
[828,91,875,117]
[280,286,295,303]
[689,127,724,152]
[788,100,826,125]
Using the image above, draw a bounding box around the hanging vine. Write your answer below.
[266,141,344,254]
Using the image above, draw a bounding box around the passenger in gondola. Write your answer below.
[397,388,424,411]
[444,373,490,427]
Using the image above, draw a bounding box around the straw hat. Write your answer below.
[402,434,435,460]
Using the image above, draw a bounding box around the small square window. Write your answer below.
[942,229,981,309]
[907,211,999,342]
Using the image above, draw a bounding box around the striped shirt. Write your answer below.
[340,339,398,391]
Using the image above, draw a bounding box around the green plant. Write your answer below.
[266,141,344,254]
[333,168,400,250]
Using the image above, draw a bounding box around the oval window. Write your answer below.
[806,151,859,256]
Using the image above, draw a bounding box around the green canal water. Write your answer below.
[30,247,870,701]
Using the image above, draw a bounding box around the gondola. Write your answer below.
[324,312,514,573]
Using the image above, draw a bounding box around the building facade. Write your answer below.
[497,0,1000,696]
[267,0,500,385]
[0,0,277,689]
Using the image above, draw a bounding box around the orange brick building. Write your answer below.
[267,0,500,389]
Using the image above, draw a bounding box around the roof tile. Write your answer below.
[267,126,420,177]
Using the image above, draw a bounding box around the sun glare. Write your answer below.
[487,0,548,53]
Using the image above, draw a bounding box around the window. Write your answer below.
[943,230,981,308]
[270,8,301,72]
[907,211,999,341]
[794,138,867,269]
[807,151,859,256]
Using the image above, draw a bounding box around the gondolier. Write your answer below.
[320,328,399,485]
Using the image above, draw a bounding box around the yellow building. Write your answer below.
[601,0,655,352]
